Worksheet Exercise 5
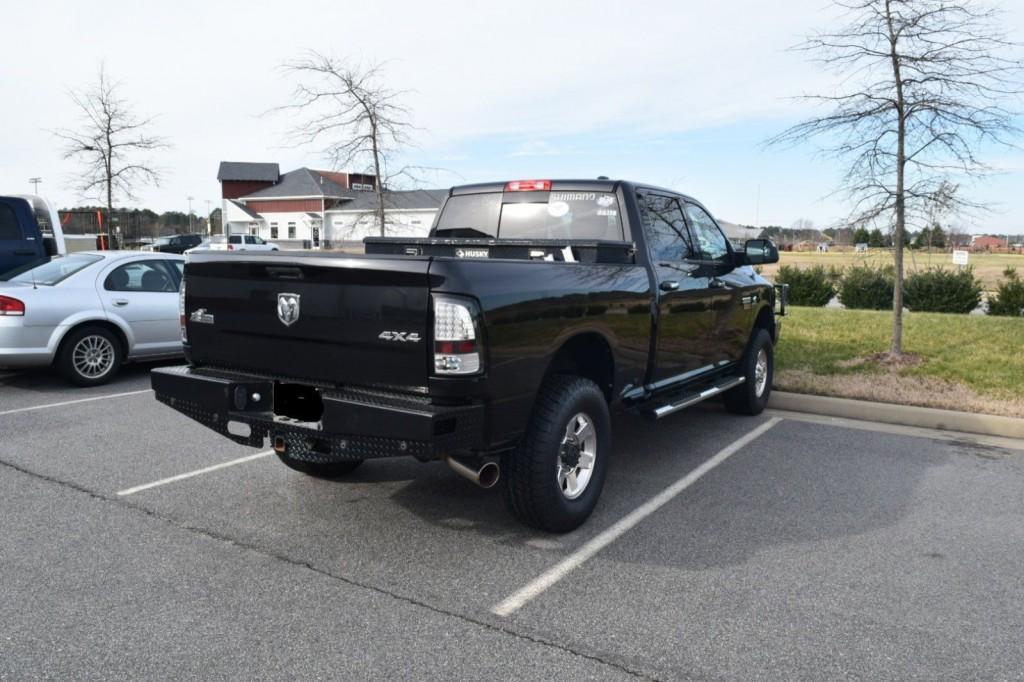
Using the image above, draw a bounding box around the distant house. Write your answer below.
[217,161,445,249]
[970,235,1005,251]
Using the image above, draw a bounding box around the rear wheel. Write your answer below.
[503,376,611,533]
[57,326,123,386]
[276,452,364,479]
[723,328,773,415]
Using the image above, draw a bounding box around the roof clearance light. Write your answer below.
[505,180,551,192]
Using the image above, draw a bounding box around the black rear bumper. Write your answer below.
[151,366,485,463]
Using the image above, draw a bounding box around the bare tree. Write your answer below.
[278,52,417,236]
[770,0,1022,355]
[54,64,167,246]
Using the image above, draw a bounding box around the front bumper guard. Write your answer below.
[151,366,485,464]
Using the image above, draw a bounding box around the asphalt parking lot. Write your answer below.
[2,364,1023,680]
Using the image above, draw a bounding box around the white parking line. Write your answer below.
[116,450,275,496]
[491,417,782,617]
[0,389,153,417]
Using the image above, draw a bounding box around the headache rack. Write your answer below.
[364,237,636,265]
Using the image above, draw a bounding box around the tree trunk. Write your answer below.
[370,120,385,237]
[886,0,905,357]
[106,171,114,251]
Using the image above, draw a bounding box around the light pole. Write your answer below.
[29,177,42,194]
[187,196,194,233]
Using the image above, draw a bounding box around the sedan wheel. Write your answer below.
[73,335,116,379]
[57,326,123,386]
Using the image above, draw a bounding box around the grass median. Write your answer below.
[774,306,1024,418]
[760,250,1023,291]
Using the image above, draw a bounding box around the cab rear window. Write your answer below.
[434,191,623,241]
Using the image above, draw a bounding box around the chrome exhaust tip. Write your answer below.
[444,455,500,489]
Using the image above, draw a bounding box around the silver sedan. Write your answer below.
[0,251,184,385]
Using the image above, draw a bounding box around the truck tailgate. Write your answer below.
[184,254,434,387]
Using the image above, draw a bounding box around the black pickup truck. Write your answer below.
[153,179,784,532]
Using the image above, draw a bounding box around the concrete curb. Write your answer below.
[769,391,1024,440]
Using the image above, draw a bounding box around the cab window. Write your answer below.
[0,203,23,240]
[640,194,696,262]
[684,203,730,262]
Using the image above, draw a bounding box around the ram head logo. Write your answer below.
[277,293,301,327]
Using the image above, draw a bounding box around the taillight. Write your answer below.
[0,295,25,316]
[433,295,482,375]
[178,279,187,342]
[505,180,551,192]
[227,244,234,250]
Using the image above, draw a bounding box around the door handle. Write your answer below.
[112,299,129,307]
[659,280,680,292]
[13,250,36,256]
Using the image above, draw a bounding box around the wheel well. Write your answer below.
[544,333,614,403]
[753,306,776,343]
[56,320,129,361]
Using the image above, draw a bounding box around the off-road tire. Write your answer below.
[723,328,773,415]
[503,375,611,533]
[276,453,364,479]
[56,325,124,387]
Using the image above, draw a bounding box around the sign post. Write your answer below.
[952,250,969,268]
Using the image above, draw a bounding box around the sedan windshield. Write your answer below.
[1,254,103,285]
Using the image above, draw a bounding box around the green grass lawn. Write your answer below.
[775,307,1024,415]
[761,250,1023,291]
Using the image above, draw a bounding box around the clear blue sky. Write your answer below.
[3,0,1022,234]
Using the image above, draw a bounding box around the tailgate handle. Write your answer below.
[266,266,304,280]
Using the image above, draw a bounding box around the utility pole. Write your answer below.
[187,196,194,233]
[28,177,42,194]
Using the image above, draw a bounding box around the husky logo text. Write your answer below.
[276,293,301,327]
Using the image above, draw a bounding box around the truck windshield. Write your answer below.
[1,254,103,285]
[434,191,623,241]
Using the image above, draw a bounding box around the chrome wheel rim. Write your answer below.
[557,412,597,500]
[72,335,115,379]
[754,348,769,397]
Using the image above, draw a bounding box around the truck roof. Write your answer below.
[447,179,703,207]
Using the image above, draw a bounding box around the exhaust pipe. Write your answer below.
[444,455,500,489]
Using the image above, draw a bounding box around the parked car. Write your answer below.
[153,179,784,531]
[147,234,203,254]
[208,234,279,251]
[1,195,66,277]
[0,251,184,385]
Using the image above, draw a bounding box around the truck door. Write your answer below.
[682,202,748,363]
[0,197,44,277]
[639,192,717,390]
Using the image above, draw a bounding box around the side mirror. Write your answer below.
[742,239,779,265]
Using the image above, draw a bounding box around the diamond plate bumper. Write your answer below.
[151,365,485,463]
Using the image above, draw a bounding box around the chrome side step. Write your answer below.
[648,376,746,419]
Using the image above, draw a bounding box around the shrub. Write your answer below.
[988,268,1024,317]
[839,265,895,310]
[904,267,982,314]
[776,265,835,306]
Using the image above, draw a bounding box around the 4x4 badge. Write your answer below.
[378,331,421,343]
[277,293,301,326]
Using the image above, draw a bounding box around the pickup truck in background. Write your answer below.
[0,195,66,277]
[153,179,784,532]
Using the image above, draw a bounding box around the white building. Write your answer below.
[217,162,446,249]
